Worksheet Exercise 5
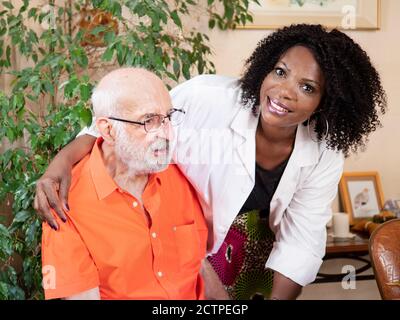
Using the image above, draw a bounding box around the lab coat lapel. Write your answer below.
[229,105,258,182]
[269,124,320,226]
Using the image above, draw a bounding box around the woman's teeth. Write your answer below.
[270,99,289,113]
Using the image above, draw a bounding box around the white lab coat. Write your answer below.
[80,74,344,286]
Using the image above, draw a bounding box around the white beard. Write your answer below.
[114,126,171,175]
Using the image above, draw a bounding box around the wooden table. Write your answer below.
[314,232,374,283]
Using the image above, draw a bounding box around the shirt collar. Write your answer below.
[89,138,119,200]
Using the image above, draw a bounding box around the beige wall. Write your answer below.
[205,0,400,211]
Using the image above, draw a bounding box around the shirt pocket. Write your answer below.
[173,222,202,272]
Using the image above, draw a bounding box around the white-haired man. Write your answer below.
[41,68,207,299]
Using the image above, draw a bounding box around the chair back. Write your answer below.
[369,219,400,300]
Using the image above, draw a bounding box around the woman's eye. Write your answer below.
[275,68,285,77]
[302,84,314,93]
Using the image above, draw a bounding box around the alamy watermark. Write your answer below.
[341,265,357,290]
[42,265,56,290]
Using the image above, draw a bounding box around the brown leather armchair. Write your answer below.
[369,219,400,300]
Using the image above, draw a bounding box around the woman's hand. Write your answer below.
[200,259,231,300]
[270,271,302,300]
[34,157,72,230]
[33,134,97,230]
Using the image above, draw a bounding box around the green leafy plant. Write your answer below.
[0,0,258,300]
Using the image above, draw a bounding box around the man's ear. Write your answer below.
[96,117,117,145]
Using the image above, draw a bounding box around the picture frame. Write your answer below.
[238,0,381,30]
[339,172,385,225]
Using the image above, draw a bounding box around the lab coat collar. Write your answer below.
[291,123,320,167]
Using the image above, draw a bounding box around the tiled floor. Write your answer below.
[298,256,381,300]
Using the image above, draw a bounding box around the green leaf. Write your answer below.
[28,30,38,45]
[24,220,38,247]
[73,49,88,68]
[102,47,114,61]
[224,5,234,21]
[116,44,127,65]
[79,83,91,102]
[11,93,25,109]
[57,6,64,17]
[13,210,31,223]
[6,127,15,142]
[182,63,190,80]
[170,10,182,29]
[173,59,180,78]
[208,19,215,29]
[125,50,134,66]
[198,59,204,74]
[0,223,10,237]
[7,285,25,300]
[90,25,107,36]
[79,108,92,127]
[111,2,122,17]
[161,35,171,46]
[5,45,11,66]
[64,78,79,98]
[19,0,29,13]
[2,1,14,10]
[0,282,8,299]
[104,31,116,44]
[43,81,55,96]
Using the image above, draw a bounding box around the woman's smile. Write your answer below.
[264,96,293,117]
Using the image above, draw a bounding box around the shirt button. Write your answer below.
[172,226,177,232]
[133,201,138,208]
[151,232,157,238]
[157,271,163,277]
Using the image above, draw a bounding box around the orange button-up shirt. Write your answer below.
[42,138,208,300]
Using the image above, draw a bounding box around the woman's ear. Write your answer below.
[96,117,117,145]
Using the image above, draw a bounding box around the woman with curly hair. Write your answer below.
[34,24,386,299]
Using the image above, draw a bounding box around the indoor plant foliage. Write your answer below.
[0,0,258,299]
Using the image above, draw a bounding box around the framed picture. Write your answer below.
[238,0,380,30]
[339,172,385,225]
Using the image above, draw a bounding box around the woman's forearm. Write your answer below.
[34,134,97,228]
[271,271,302,300]
[54,134,97,167]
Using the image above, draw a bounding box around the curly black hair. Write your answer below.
[240,24,386,157]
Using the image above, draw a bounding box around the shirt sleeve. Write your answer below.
[41,216,100,299]
[77,118,100,138]
[265,149,344,286]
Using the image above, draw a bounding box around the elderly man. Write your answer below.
[41,68,207,300]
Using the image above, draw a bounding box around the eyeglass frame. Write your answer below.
[108,108,186,133]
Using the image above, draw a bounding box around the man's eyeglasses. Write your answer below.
[108,108,185,133]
